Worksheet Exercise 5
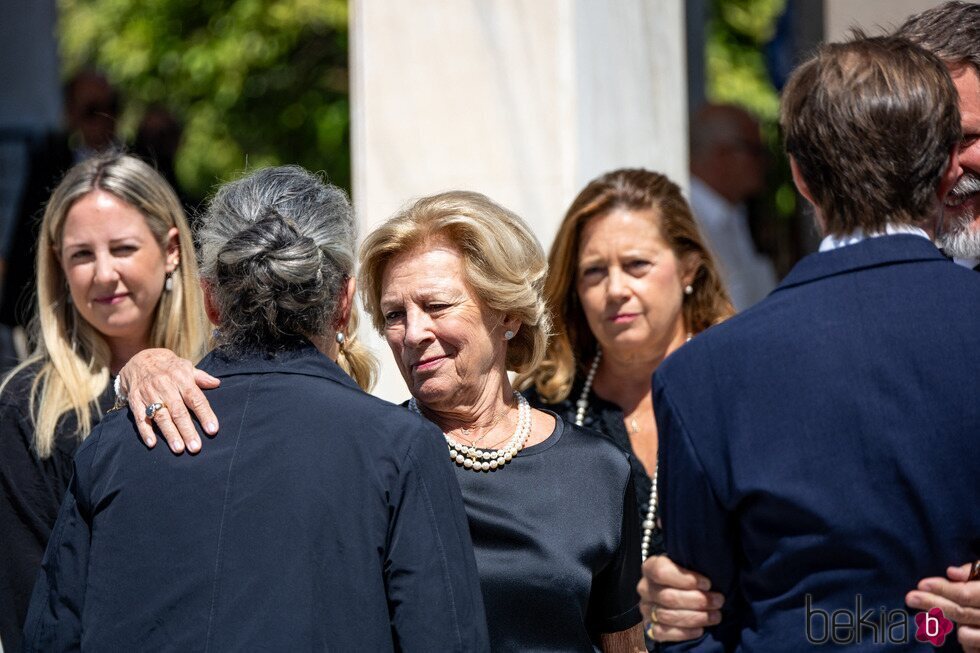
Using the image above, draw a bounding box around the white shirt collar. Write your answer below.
[818,224,932,252]
[953,256,980,269]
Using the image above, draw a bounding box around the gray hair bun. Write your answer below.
[198,166,355,351]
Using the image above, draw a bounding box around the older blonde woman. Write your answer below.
[119,190,645,652]
[0,152,209,651]
[360,191,643,650]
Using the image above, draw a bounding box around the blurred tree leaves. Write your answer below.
[58,0,350,200]
[706,0,785,122]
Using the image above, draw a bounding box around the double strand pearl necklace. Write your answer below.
[409,391,531,472]
[575,336,690,560]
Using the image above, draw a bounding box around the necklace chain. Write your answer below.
[575,349,659,560]
[575,335,691,560]
[409,391,531,473]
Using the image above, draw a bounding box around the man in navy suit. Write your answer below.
[655,35,980,651]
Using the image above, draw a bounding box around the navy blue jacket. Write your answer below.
[23,343,489,651]
[656,235,980,651]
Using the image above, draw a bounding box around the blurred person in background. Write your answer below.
[519,168,733,648]
[0,152,208,651]
[23,165,487,651]
[1,70,122,330]
[132,104,196,218]
[689,104,777,311]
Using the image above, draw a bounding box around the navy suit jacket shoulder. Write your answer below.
[24,343,488,652]
[656,235,980,651]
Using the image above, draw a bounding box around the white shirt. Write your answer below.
[953,256,980,270]
[818,224,932,252]
[689,177,777,311]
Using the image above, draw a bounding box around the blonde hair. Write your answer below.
[336,302,376,391]
[359,190,550,373]
[517,168,735,403]
[0,152,209,458]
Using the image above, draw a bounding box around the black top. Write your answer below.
[454,413,642,651]
[525,383,665,558]
[0,364,114,652]
[23,345,489,652]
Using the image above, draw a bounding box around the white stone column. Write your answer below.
[351,0,688,401]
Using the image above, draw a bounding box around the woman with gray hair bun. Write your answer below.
[118,187,645,651]
[24,166,489,651]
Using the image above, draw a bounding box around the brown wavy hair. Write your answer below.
[517,168,734,403]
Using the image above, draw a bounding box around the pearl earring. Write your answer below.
[684,284,693,296]
[504,330,515,340]
[335,331,345,345]
[164,273,174,292]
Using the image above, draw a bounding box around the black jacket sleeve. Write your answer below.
[384,421,490,652]
[21,438,97,653]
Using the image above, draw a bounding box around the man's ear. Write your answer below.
[938,146,962,202]
[790,156,828,234]
[789,156,815,206]
[201,279,220,325]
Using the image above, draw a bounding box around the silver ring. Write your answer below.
[145,402,165,419]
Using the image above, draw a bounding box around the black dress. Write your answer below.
[525,383,665,558]
[452,413,642,651]
[526,386,663,652]
[0,364,114,651]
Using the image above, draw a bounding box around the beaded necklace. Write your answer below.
[409,391,531,472]
[575,336,690,560]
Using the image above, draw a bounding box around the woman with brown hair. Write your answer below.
[518,168,734,645]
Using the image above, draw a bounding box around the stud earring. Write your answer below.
[335,331,345,345]
[684,284,694,296]
[504,330,515,340]
[164,273,174,292]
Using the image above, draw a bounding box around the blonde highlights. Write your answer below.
[360,190,550,374]
[0,153,209,458]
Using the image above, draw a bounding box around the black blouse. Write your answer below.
[525,383,665,558]
[453,414,642,651]
[0,365,114,651]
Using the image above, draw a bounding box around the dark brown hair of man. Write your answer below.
[780,34,960,236]
[896,1,980,73]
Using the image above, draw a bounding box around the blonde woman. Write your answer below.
[0,152,209,651]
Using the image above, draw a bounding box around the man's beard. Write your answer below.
[938,171,980,259]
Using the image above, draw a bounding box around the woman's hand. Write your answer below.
[906,562,980,652]
[118,348,220,454]
[637,555,724,642]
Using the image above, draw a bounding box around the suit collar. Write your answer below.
[775,234,946,292]
[197,340,360,391]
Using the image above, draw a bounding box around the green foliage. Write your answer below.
[706,0,785,122]
[59,0,350,200]
[707,0,795,218]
